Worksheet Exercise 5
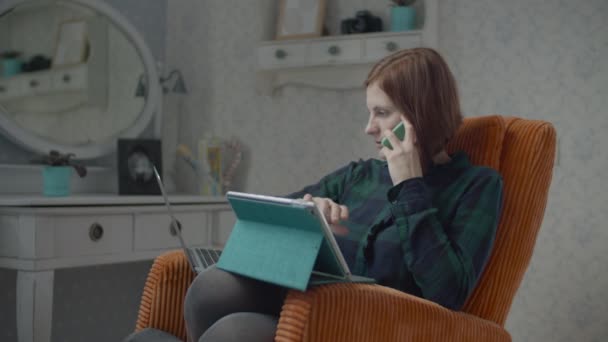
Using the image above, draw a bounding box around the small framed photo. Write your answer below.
[276,0,326,40]
[52,19,88,67]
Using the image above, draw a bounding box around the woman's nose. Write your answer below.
[365,118,377,135]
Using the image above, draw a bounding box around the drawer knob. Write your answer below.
[169,219,182,236]
[275,49,287,60]
[29,79,39,88]
[89,223,104,242]
[386,41,398,52]
[63,74,71,83]
[328,45,341,56]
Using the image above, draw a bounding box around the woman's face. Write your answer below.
[365,83,408,158]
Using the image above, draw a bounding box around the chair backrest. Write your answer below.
[446,115,556,326]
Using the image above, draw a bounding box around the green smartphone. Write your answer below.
[380,122,406,150]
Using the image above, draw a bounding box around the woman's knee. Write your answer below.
[183,266,287,340]
[185,266,285,318]
[184,267,231,338]
[199,312,278,342]
[184,268,209,320]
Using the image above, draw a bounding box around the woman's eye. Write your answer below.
[376,110,388,117]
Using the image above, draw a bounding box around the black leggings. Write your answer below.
[184,266,287,342]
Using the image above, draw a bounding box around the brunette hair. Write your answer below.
[365,47,463,170]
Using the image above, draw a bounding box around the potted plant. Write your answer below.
[0,50,22,78]
[31,150,87,196]
[390,0,417,32]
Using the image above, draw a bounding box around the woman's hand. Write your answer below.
[380,120,423,185]
[302,194,349,236]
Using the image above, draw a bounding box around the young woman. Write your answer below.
[183,47,503,342]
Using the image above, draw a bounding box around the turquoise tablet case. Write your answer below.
[217,195,351,291]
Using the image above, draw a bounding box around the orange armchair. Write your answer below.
[132,115,556,341]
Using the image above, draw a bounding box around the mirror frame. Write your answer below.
[0,0,161,159]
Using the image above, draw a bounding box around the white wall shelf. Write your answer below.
[256,0,437,91]
[0,15,109,109]
[0,64,88,102]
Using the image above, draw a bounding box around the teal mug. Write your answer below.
[390,6,416,31]
[1,58,22,78]
[42,166,72,196]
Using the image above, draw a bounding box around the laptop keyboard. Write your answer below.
[188,247,222,270]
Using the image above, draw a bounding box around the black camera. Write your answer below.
[340,10,383,34]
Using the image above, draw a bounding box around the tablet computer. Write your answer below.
[216,191,374,290]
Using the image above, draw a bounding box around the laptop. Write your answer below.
[216,191,375,291]
[153,166,222,274]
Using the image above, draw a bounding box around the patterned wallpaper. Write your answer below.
[166,0,608,341]
[438,1,608,341]
[0,0,605,342]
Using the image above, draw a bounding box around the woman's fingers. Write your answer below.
[339,205,349,220]
[318,200,331,220]
[330,223,350,236]
[385,129,402,150]
[330,202,341,223]
[403,120,416,146]
[328,201,349,235]
[302,195,349,225]
[380,129,402,156]
[383,121,424,184]
[328,201,349,223]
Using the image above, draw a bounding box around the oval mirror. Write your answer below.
[0,0,160,159]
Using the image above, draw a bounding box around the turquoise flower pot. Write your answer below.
[42,166,72,197]
[391,6,416,31]
[1,58,22,78]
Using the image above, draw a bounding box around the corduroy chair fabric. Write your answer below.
[275,284,510,342]
[458,117,556,325]
[133,115,556,342]
[135,250,195,341]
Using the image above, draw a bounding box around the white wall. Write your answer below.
[439,1,608,341]
[166,1,608,341]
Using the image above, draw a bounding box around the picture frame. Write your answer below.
[276,0,326,40]
[52,19,88,67]
[117,139,162,195]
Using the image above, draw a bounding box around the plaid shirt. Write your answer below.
[288,151,503,310]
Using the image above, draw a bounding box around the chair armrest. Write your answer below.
[135,250,195,341]
[275,283,511,342]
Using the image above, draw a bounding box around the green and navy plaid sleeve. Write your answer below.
[387,169,503,310]
[286,161,360,202]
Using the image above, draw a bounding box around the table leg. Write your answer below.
[17,270,54,342]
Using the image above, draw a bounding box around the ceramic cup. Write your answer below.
[391,6,416,31]
[42,166,72,196]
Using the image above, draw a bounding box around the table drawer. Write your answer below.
[258,43,309,69]
[24,72,52,95]
[0,215,20,257]
[53,215,133,257]
[309,40,362,65]
[134,212,208,251]
[364,35,421,61]
[51,65,87,92]
[0,77,25,101]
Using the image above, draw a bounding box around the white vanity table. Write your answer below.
[0,194,236,342]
